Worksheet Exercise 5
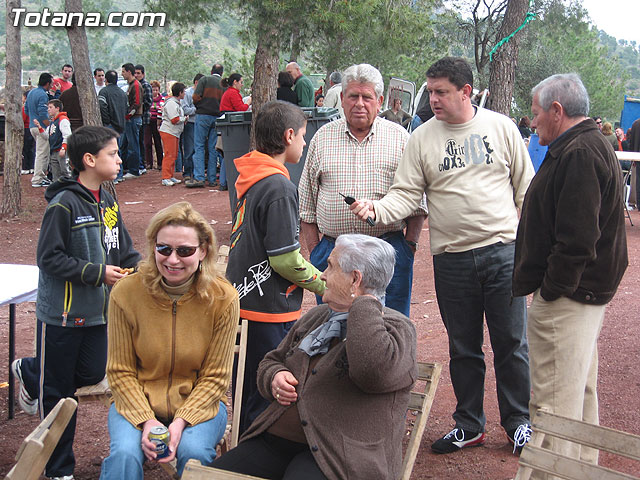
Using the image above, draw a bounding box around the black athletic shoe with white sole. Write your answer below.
[431,427,486,454]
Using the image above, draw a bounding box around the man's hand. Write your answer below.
[58,148,66,158]
[158,418,188,464]
[271,370,299,406]
[349,199,376,224]
[33,119,41,128]
[104,265,129,286]
[141,418,165,461]
[301,222,321,254]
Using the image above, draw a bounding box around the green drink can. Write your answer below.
[148,426,170,459]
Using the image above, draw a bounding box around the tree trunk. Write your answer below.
[2,0,23,217]
[65,0,116,198]
[488,0,529,116]
[289,24,301,63]
[250,25,280,150]
[65,0,101,126]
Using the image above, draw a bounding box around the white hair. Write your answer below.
[334,234,395,299]
[342,64,384,98]
[531,73,589,117]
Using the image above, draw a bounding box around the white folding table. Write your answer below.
[0,264,39,419]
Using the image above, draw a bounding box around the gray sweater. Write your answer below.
[242,296,417,480]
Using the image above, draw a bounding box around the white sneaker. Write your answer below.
[20,169,30,175]
[48,476,74,480]
[161,179,175,186]
[11,359,38,416]
[169,177,182,184]
[123,172,139,179]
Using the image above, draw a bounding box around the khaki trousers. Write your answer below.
[527,290,605,480]
[31,127,50,184]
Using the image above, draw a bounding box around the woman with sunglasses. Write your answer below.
[100,201,239,479]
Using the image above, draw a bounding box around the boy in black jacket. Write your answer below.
[226,101,325,435]
[12,126,141,479]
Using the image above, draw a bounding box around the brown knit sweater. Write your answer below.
[107,273,239,427]
[242,296,417,480]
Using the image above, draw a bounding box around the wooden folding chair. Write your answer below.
[5,398,77,480]
[218,318,249,454]
[75,375,111,406]
[515,409,640,480]
[182,459,266,479]
[400,361,442,480]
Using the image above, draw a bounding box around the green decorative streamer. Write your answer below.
[489,2,537,62]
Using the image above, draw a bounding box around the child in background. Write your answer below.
[12,126,141,479]
[33,99,71,181]
[226,100,326,436]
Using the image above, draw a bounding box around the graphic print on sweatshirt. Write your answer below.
[103,202,120,254]
[439,135,495,172]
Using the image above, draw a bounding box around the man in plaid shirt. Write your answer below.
[299,63,427,318]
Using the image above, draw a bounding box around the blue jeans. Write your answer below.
[309,231,414,317]
[217,149,227,186]
[411,115,423,131]
[124,117,142,176]
[177,122,195,176]
[100,402,227,479]
[193,114,218,182]
[433,241,530,433]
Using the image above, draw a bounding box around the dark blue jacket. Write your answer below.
[24,86,49,128]
[36,178,141,327]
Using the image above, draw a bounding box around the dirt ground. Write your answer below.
[0,170,639,479]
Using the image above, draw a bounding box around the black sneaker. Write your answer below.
[31,179,51,188]
[431,427,485,454]
[185,179,205,188]
[507,423,532,455]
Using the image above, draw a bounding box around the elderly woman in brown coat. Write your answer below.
[212,234,417,479]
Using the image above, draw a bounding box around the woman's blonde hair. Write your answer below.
[602,122,613,136]
[138,201,229,306]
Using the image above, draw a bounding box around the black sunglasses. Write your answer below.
[155,244,200,258]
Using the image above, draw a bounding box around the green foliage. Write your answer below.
[300,0,444,90]
[513,0,628,120]
[129,27,209,87]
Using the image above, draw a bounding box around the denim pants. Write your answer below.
[216,149,227,186]
[100,402,227,479]
[193,114,218,182]
[124,117,142,175]
[309,231,414,317]
[433,241,530,433]
[177,122,195,176]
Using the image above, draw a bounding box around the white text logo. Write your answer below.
[12,8,166,27]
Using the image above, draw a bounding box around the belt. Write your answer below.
[322,231,403,243]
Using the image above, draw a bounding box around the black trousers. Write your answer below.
[21,320,107,477]
[211,432,327,479]
[235,320,293,436]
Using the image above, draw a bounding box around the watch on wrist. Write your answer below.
[406,240,418,249]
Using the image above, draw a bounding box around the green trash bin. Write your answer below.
[217,107,340,211]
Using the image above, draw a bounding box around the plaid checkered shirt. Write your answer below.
[299,117,428,238]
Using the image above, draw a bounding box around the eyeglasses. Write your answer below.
[596,121,602,125]
[155,244,200,258]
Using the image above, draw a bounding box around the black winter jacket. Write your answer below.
[36,178,140,327]
[513,119,628,305]
[99,84,128,134]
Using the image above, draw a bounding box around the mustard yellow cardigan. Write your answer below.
[106,273,239,427]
